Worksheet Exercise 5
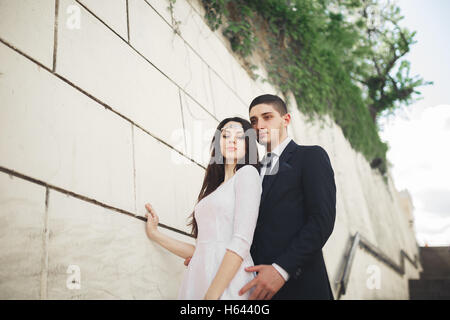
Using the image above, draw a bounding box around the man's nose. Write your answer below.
[256,121,265,130]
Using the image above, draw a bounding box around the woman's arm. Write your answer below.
[145,203,195,259]
[204,250,243,300]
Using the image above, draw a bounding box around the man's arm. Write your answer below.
[273,146,336,278]
[272,263,290,281]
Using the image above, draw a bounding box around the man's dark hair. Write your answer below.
[249,94,287,116]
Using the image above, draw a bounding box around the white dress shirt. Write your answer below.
[259,136,292,282]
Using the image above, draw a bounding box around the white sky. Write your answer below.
[378,0,450,246]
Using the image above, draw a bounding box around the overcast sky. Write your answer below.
[378,0,450,246]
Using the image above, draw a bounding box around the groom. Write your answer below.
[239,94,336,300]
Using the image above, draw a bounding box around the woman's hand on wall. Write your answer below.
[145,203,160,239]
[144,203,196,259]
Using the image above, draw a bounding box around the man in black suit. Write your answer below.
[239,94,336,300]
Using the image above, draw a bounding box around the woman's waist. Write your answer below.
[194,241,254,262]
[196,239,230,245]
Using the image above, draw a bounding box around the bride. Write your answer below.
[144,117,262,300]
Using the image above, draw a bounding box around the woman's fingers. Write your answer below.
[145,203,159,228]
[145,203,153,215]
[144,203,160,239]
[145,203,158,218]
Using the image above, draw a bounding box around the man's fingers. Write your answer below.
[257,289,270,300]
[245,265,262,272]
[248,285,262,300]
[252,284,270,300]
[239,278,257,296]
[266,291,275,300]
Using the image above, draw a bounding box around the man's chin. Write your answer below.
[257,137,269,146]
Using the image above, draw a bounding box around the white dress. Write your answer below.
[177,165,262,300]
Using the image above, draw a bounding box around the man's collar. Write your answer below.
[268,136,292,157]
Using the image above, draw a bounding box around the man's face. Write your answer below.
[249,103,290,148]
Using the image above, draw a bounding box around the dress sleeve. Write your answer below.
[226,165,262,260]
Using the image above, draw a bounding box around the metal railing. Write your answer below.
[334,232,420,299]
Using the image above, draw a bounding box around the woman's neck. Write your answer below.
[224,163,236,183]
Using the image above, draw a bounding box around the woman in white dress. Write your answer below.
[144,117,262,300]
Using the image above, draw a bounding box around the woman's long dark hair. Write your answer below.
[187,117,260,238]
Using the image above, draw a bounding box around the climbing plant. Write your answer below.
[171,0,431,176]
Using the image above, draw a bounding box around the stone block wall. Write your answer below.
[0,0,420,299]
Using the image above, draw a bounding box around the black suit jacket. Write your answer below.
[250,139,336,299]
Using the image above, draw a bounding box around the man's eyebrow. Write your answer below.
[250,112,273,120]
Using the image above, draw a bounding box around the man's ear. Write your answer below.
[283,113,291,126]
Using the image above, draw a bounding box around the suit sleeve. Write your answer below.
[273,146,336,278]
[226,165,262,260]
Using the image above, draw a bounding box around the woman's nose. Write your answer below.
[228,137,237,144]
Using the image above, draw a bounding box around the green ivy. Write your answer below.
[170,0,429,178]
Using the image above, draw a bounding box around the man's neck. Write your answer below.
[267,134,288,153]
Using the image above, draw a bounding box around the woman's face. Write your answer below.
[219,121,246,164]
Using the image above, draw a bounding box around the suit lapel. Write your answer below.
[260,139,297,205]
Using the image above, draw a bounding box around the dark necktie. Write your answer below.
[262,152,273,187]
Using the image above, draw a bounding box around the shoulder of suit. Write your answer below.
[297,144,326,153]
[297,145,331,165]
[294,144,329,161]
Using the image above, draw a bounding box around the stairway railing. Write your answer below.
[334,232,420,299]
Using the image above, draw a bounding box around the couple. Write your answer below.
[145,94,336,300]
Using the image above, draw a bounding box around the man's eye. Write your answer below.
[222,134,229,138]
